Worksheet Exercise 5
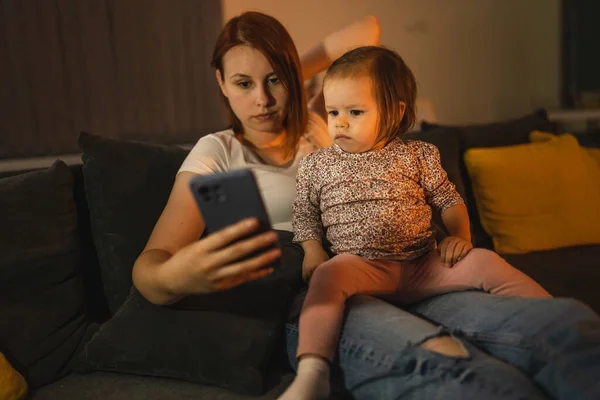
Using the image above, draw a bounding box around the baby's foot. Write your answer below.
[278,356,330,400]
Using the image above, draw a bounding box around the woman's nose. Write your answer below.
[255,86,270,107]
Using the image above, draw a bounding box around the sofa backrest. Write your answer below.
[69,164,112,322]
[0,164,111,322]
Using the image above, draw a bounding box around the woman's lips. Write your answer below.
[254,111,277,121]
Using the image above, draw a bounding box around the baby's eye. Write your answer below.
[350,109,364,116]
[328,110,338,117]
[236,81,252,89]
[268,76,280,85]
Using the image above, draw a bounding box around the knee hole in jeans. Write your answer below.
[420,336,469,358]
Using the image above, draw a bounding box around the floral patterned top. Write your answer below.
[292,138,464,260]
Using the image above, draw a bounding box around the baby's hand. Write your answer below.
[302,248,330,283]
[438,236,473,266]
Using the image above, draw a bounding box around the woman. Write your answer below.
[132,11,599,400]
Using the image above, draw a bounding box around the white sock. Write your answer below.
[278,356,331,400]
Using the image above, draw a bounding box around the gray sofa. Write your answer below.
[1,110,599,399]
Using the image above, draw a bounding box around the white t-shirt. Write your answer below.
[178,111,329,231]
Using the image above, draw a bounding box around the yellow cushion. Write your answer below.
[590,148,600,165]
[464,133,600,254]
[530,130,600,166]
[0,353,27,400]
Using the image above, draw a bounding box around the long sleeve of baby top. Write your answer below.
[291,151,324,243]
[292,138,464,260]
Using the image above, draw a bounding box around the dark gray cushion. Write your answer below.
[421,109,556,149]
[574,129,600,148]
[503,245,600,314]
[75,231,304,395]
[0,160,94,388]
[78,132,189,314]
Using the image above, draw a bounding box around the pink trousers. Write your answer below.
[297,248,551,361]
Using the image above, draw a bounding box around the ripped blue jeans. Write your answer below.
[285,291,600,399]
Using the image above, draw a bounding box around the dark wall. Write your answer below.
[0,0,226,159]
[561,0,600,108]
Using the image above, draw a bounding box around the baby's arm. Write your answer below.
[419,143,466,218]
[439,204,473,265]
[292,155,330,281]
[300,240,330,283]
[418,143,472,264]
[441,204,471,243]
[292,155,323,242]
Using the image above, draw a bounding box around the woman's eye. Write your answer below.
[237,81,251,89]
[350,110,363,116]
[268,76,280,85]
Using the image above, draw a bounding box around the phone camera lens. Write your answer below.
[199,186,212,202]
[214,185,226,202]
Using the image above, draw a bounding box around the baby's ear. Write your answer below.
[398,101,407,119]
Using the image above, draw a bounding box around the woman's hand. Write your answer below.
[158,218,281,296]
[438,236,473,266]
[301,241,330,283]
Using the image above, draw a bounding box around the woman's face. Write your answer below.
[216,45,288,136]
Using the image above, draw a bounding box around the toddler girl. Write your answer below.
[280,46,551,400]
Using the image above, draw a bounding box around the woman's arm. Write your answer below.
[300,16,381,81]
[132,172,204,304]
[132,172,280,305]
[301,16,381,119]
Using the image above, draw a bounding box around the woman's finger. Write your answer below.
[210,247,281,281]
[196,218,260,251]
[207,230,279,269]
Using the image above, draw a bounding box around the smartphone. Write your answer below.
[189,169,280,267]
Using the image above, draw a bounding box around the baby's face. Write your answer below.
[323,75,381,154]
